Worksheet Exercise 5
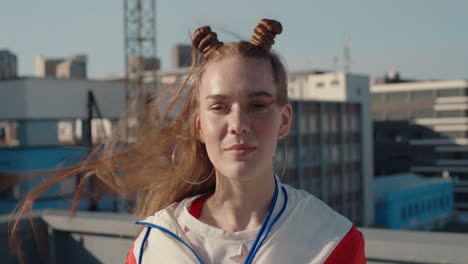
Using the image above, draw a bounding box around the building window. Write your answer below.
[316,82,325,88]
[331,144,340,162]
[387,92,409,101]
[441,131,466,138]
[411,110,434,119]
[372,94,386,102]
[0,127,5,143]
[436,110,464,118]
[350,114,360,132]
[300,113,308,133]
[0,121,19,147]
[331,114,339,133]
[387,111,409,120]
[411,90,434,100]
[401,207,406,219]
[351,143,361,162]
[436,89,462,97]
[308,115,318,133]
[373,112,386,120]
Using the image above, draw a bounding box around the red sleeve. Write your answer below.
[125,244,137,264]
[324,225,366,264]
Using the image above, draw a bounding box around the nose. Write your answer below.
[228,106,250,135]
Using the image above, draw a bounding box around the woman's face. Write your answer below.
[197,57,292,181]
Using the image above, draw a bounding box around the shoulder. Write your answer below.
[129,195,203,262]
[139,194,202,226]
[324,225,366,264]
[258,184,360,263]
[282,184,352,229]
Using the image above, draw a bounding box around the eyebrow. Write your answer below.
[205,91,274,100]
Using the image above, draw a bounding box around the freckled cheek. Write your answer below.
[200,115,228,148]
[253,119,280,141]
[252,111,281,132]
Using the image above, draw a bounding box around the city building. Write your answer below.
[127,56,160,73]
[0,78,125,212]
[374,172,454,230]
[36,54,88,79]
[171,44,192,69]
[35,56,64,78]
[0,49,17,80]
[284,71,374,226]
[371,74,468,210]
[56,55,87,79]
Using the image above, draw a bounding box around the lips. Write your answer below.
[225,144,256,156]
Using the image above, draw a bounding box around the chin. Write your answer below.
[217,162,267,182]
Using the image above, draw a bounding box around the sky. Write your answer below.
[1,0,467,80]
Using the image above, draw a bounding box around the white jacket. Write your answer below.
[126,180,365,264]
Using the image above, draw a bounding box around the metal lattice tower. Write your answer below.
[124,0,158,142]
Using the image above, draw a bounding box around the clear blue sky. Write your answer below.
[1,0,467,80]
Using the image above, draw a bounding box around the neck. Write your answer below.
[202,169,276,232]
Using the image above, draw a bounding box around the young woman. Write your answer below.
[9,18,364,264]
[124,19,365,264]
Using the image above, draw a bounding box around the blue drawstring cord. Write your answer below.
[244,180,279,263]
[136,221,205,264]
[138,227,152,264]
[136,178,288,264]
[244,186,288,264]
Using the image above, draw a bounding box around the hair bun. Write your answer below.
[192,26,223,57]
[250,19,283,50]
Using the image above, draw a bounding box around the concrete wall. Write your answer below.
[0,79,125,120]
[0,210,135,264]
[17,120,58,146]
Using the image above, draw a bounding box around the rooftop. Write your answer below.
[1,210,467,264]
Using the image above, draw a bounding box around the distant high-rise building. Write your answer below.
[35,56,63,78]
[0,49,18,80]
[171,44,192,69]
[56,55,87,79]
[371,73,468,210]
[127,57,160,73]
[36,54,88,79]
[285,71,374,226]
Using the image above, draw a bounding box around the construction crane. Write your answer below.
[123,0,158,143]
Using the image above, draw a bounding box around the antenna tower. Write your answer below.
[344,35,352,73]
